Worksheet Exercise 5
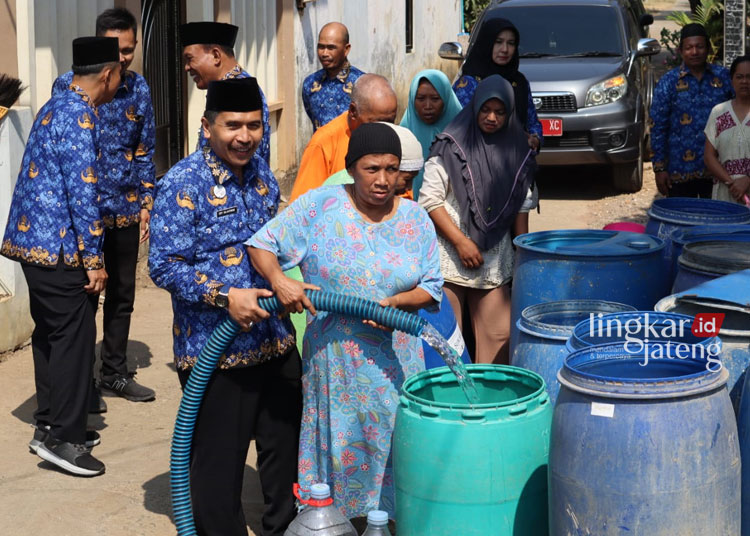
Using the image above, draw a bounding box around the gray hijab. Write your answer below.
[430,74,536,250]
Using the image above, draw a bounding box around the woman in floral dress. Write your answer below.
[247,123,443,520]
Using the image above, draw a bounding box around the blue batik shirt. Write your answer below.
[649,63,734,182]
[453,75,543,141]
[148,146,294,370]
[53,70,156,227]
[302,62,365,131]
[196,65,271,165]
[2,86,104,269]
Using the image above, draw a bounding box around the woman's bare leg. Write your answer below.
[468,284,511,365]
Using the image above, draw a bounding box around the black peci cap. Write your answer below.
[205,78,262,112]
[345,123,402,169]
[72,37,119,67]
[180,22,239,48]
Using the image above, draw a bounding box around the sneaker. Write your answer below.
[29,425,101,454]
[100,373,155,402]
[89,387,108,414]
[36,437,105,477]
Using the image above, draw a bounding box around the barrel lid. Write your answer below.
[670,224,750,247]
[559,343,727,399]
[647,197,750,226]
[513,230,664,257]
[678,240,750,274]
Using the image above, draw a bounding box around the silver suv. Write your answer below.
[440,0,660,192]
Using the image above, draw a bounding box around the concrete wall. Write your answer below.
[16,0,117,114]
[0,0,18,78]
[0,108,35,352]
[292,0,463,162]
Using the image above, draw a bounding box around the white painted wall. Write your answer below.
[0,108,35,352]
[292,0,463,160]
[16,0,116,115]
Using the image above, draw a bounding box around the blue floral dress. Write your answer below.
[248,184,443,519]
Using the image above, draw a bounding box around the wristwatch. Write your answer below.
[215,288,230,309]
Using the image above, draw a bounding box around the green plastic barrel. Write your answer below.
[284,266,306,355]
[393,365,551,535]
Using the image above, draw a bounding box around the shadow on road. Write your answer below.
[143,462,265,535]
[536,165,622,201]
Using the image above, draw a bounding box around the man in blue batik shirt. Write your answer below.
[149,78,302,536]
[302,22,365,131]
[2,37,121,477]
[650,23,734,198]
[180,21,271,164]
[53,8,156,406]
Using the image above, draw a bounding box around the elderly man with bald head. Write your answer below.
[290,73,397,201]
[302,22,365,131]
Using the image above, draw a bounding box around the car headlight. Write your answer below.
[585,75,627,107]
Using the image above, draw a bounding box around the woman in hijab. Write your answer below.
[400,69,463,200]
[453,18,541,235]
[418,75,536,364]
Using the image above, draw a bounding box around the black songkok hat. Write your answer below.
[345,123,402,169]
[180,22,238,48]
[72,37,119,67]
[206,78,262,112]
[680,23,708,44]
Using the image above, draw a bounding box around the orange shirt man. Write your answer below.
[290,73,398,202]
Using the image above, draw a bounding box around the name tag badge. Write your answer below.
[217,207,238,217]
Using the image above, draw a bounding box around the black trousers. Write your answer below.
[177,347,303,536]
[22,261,98,444]
[668,178,713,198]
[100,224,139,379]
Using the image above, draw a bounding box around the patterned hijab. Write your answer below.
[399,69,463,199]
[429,75,536,250]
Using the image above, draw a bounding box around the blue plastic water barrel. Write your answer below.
[418,291,471,369]
[669,223,750,276]
[739,376,750,536]
[511,230,668,348]
[672,239,750,293]
[645,198,750,281]
[511,300,635,404]
[567,311,721,355]
[550,343,740,535]
[656,270,750,411]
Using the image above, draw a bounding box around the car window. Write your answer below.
[493,6,625,57]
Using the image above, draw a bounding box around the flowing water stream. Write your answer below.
[419,324,480,404]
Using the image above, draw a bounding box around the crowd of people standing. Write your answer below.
[2,7,749,536]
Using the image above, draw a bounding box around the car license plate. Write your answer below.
[542,118,563,137]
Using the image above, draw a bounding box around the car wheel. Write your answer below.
[612,151,643,193]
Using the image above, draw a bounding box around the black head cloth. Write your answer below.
[206,78,262,112]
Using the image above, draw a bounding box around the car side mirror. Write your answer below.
[639,13,654,26]
[438,42,464,60]
[636,38,660,57]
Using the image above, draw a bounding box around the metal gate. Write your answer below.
[142,0,184,177]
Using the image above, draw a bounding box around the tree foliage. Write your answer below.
[464,0,492,33]
[659,0,725,67]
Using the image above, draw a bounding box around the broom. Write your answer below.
[0,74,25,122]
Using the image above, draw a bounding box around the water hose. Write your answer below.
[170,290,428,536]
